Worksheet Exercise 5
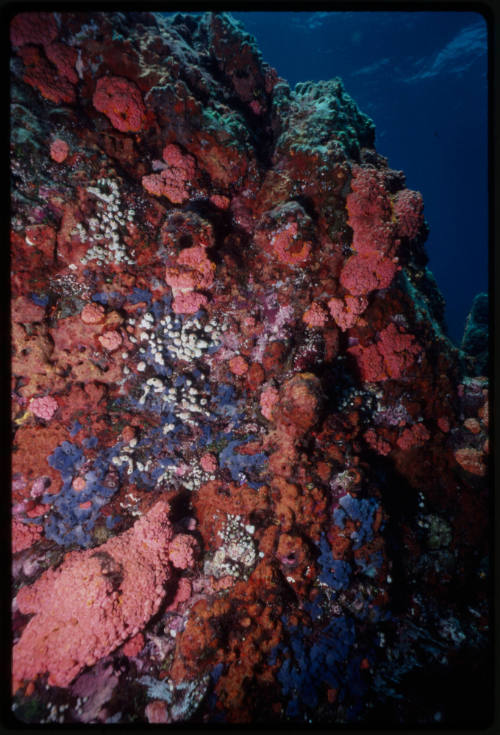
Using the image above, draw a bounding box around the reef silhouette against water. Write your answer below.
[10,10,490,725]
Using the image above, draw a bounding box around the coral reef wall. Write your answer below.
[10,11,490,726]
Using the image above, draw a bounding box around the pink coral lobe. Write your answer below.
[346,166,394,255]
[93,76,146,133]
[168,534,197,570]
[260,386,279,420]
[377,322,421,380]
[328,295,367,331]
[30,395,58,420]
[10,12,58,48]
[12,501,174,691]
[172,291,208,314]
[162,143,195,176]
[177,245,207,267]
[122,633,144,658]
[26,503,50,518]
[18,45,76,104]
[340,252,397,297]
[98,330,122,352]
[166,578,192,611]
[364,428,392,456]
[12,520,43,553]
[454,447,486,476]
[303,302,328,328]
[165,268,197,290]
[348,342,386,383]
[393,189,424,240]
[50,138,69,163]
[141,173,165,198]
[348,323,421,383]
[176,246,215,289]
[142,169,188,204]
[201,453,217,473]
[81,302,105,325]
[143,144,196,203]
[229,355,249,376]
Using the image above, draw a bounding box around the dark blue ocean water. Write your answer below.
[231,11,488,345]
[161,10,487,344]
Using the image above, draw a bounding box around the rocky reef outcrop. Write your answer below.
[461,292,489,377]
[10,11,490,726]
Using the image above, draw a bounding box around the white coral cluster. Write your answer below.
[129,310,221,369]
[78,178,135,266]
[204,514,256,580]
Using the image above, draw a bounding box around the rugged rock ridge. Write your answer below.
[10,10,490,725]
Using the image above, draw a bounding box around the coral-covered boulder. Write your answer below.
[93,76,146,132]
[10,9,489,728]
[13,502,192,690]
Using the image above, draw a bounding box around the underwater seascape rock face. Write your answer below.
[462,292,489,377]
[10,11,490,726]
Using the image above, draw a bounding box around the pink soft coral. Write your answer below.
[229,355,249,376]
[12,501,187,691]
[327,295,367,331]
[80,303,105,325]
[364,428,392,456]
[200,453,217,473]
[142,144,197,204]
[30,395,58,420]
[341,166,402,299]
[98,330,122,352]
[93,76,146,133]
[122,633,144,658]
[348,342,386,382]
[50,138,69,163]
[260,385,279,420]
[168,534,198,570]
[12,520,43,553]
[377,322,422,380]
[303,302,328,328]
[346,165,394,256]
[340,252,397,296]
[172,291,208,314]
[348,323,421,382]
[393,188,424,240]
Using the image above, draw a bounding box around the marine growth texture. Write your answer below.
[10,11,490,726]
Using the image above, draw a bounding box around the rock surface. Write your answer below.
[10,10,490,726]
